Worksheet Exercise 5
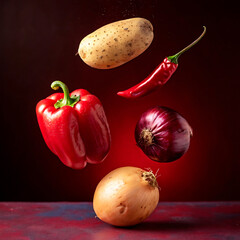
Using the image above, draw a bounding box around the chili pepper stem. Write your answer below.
[51,81,80,109]
[168,26,206,64]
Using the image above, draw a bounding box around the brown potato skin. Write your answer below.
[78,18,154,69]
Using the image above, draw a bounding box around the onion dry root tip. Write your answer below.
[139,129,154,147]
[142,171,158,188]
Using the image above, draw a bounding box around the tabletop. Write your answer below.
[0,201,239,240]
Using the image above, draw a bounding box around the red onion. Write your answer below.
[135,106,193,162]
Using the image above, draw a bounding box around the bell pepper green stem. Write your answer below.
[168,26,206,64]
[51,81,80,109]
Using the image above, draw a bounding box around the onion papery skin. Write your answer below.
[93,166,159,227]
[135,106,193,162]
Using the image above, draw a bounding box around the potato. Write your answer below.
[78,17,154,69]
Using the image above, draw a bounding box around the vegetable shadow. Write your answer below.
[127,220,198,232]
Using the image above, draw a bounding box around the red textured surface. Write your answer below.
[0,202,239,240]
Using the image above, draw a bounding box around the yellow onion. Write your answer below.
[93,166,159,227]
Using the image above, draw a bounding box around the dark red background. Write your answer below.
[1,0,239,201]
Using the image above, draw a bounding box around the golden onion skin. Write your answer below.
[93,166,159,226]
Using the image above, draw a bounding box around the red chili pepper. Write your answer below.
[117,26,206,99]
[36,81,111,169]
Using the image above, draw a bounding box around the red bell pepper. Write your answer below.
[36,81,111,169]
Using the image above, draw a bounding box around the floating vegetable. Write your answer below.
[78,17,154,69]
[93,166,159,226]
[36,81,111,169]
[135,106,192,162]
[117,26,206,98]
